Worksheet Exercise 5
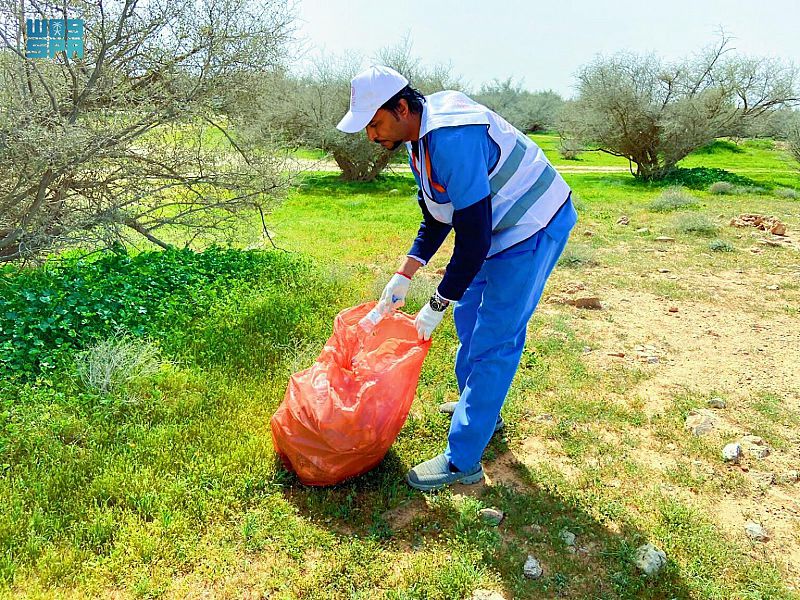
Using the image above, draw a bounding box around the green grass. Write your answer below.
[3,137,799,597]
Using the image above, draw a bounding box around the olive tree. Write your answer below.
[473,79,563,133]
[559,36,798,180]
[0,0,295,263]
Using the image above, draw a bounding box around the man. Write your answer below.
[337,65,577,491]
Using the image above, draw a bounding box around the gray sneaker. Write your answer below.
[438,402,504,433]
[406,453,484,492]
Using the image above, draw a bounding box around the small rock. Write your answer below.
[607,351,625,358]
[745,522,770,542]
[684,411,714,436]
[634,543,667,577]
[617,216,629,225]
[571,296,602,309]
[707,397,727,409]
[765,284,780,291]
[468,590,506,600]
[535,413,555,423]
[647,356,659,364]
[636,227,650,234]
[771,223,787,236]
[741,435,770,459]
[722,443,743,464]
[668,306,679,313]
[582,346,592,353]
[583,230,594,237]
[560,530,577,546]
[388,188,400,194]
[778,470,799,484]
[523,555,543,579]
[655,236,675,242]
[478,508,504,526]
[658,268,670,273]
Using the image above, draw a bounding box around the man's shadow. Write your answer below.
[275,434,697,599]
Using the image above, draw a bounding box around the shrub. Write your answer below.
[674,214,718,236]
[649,187,699,212]
[709,239,735,252]
[557,244,597,268]
[559,138,584,160]
[693,140,745,154]
[709,181,736,195]
[76,334,162,396]
[661,167,760,190]
[0,247,319,377]
[774,187,799,199]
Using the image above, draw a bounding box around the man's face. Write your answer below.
[365,101,412,150]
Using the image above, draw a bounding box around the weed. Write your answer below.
[75,333,162,396]
[708,239,735,252]
[709,181,735,195]
[557,243,597,268]
[673,214,718,236]
[649,187,699,212]
[775,187,799,199]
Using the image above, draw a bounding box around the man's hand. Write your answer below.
[414,294,449,341]
[378,272,411,312]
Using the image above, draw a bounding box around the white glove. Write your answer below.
[414,302,447,341]
[378,272,411,312]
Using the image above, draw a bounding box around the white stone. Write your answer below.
[478,508,504,526]
[745,522,770,542]
[684,411,714,436]
[707,397,727,409]
[634,543,667,577]
[722,443,743,464]
[523,555,543,579]
[560,529,577,546]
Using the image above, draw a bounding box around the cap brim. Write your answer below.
[336,109,374,134]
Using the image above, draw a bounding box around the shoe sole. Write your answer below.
[406,469,485,492]
[438,402,504,433]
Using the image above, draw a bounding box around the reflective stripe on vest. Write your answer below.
[489,133,558,233]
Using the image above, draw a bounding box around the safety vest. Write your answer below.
[406,91,571,257]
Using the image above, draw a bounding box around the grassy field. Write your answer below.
[1,141,799,599]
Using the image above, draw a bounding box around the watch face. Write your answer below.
[429,295,448,312]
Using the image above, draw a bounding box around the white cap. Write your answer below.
[336,65,409,133]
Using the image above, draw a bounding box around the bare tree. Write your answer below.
[253,36,462,182]
[790,125,800,165]
[474,78,564,133]
[559,36,798,181]
[0,0,296,262]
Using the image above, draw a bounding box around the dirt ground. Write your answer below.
[384,239,800,592]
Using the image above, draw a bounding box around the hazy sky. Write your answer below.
[293,0,799,97]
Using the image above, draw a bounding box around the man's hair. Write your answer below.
[381,85,425,116]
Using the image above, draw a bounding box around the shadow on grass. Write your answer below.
[275,435,697,599]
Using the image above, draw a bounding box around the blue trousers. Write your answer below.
[445,196,577,470]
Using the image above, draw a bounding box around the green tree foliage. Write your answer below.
[559,36,798,181]
[473,78,564,133]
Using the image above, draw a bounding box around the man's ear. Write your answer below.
[397,98,409,118]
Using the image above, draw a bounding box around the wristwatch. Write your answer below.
[428,291,450,312]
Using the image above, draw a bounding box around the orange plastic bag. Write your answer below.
[270,302,430,486]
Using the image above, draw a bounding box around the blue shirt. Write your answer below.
[408,125,500,301]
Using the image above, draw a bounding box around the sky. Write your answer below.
[293,0,799,98]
